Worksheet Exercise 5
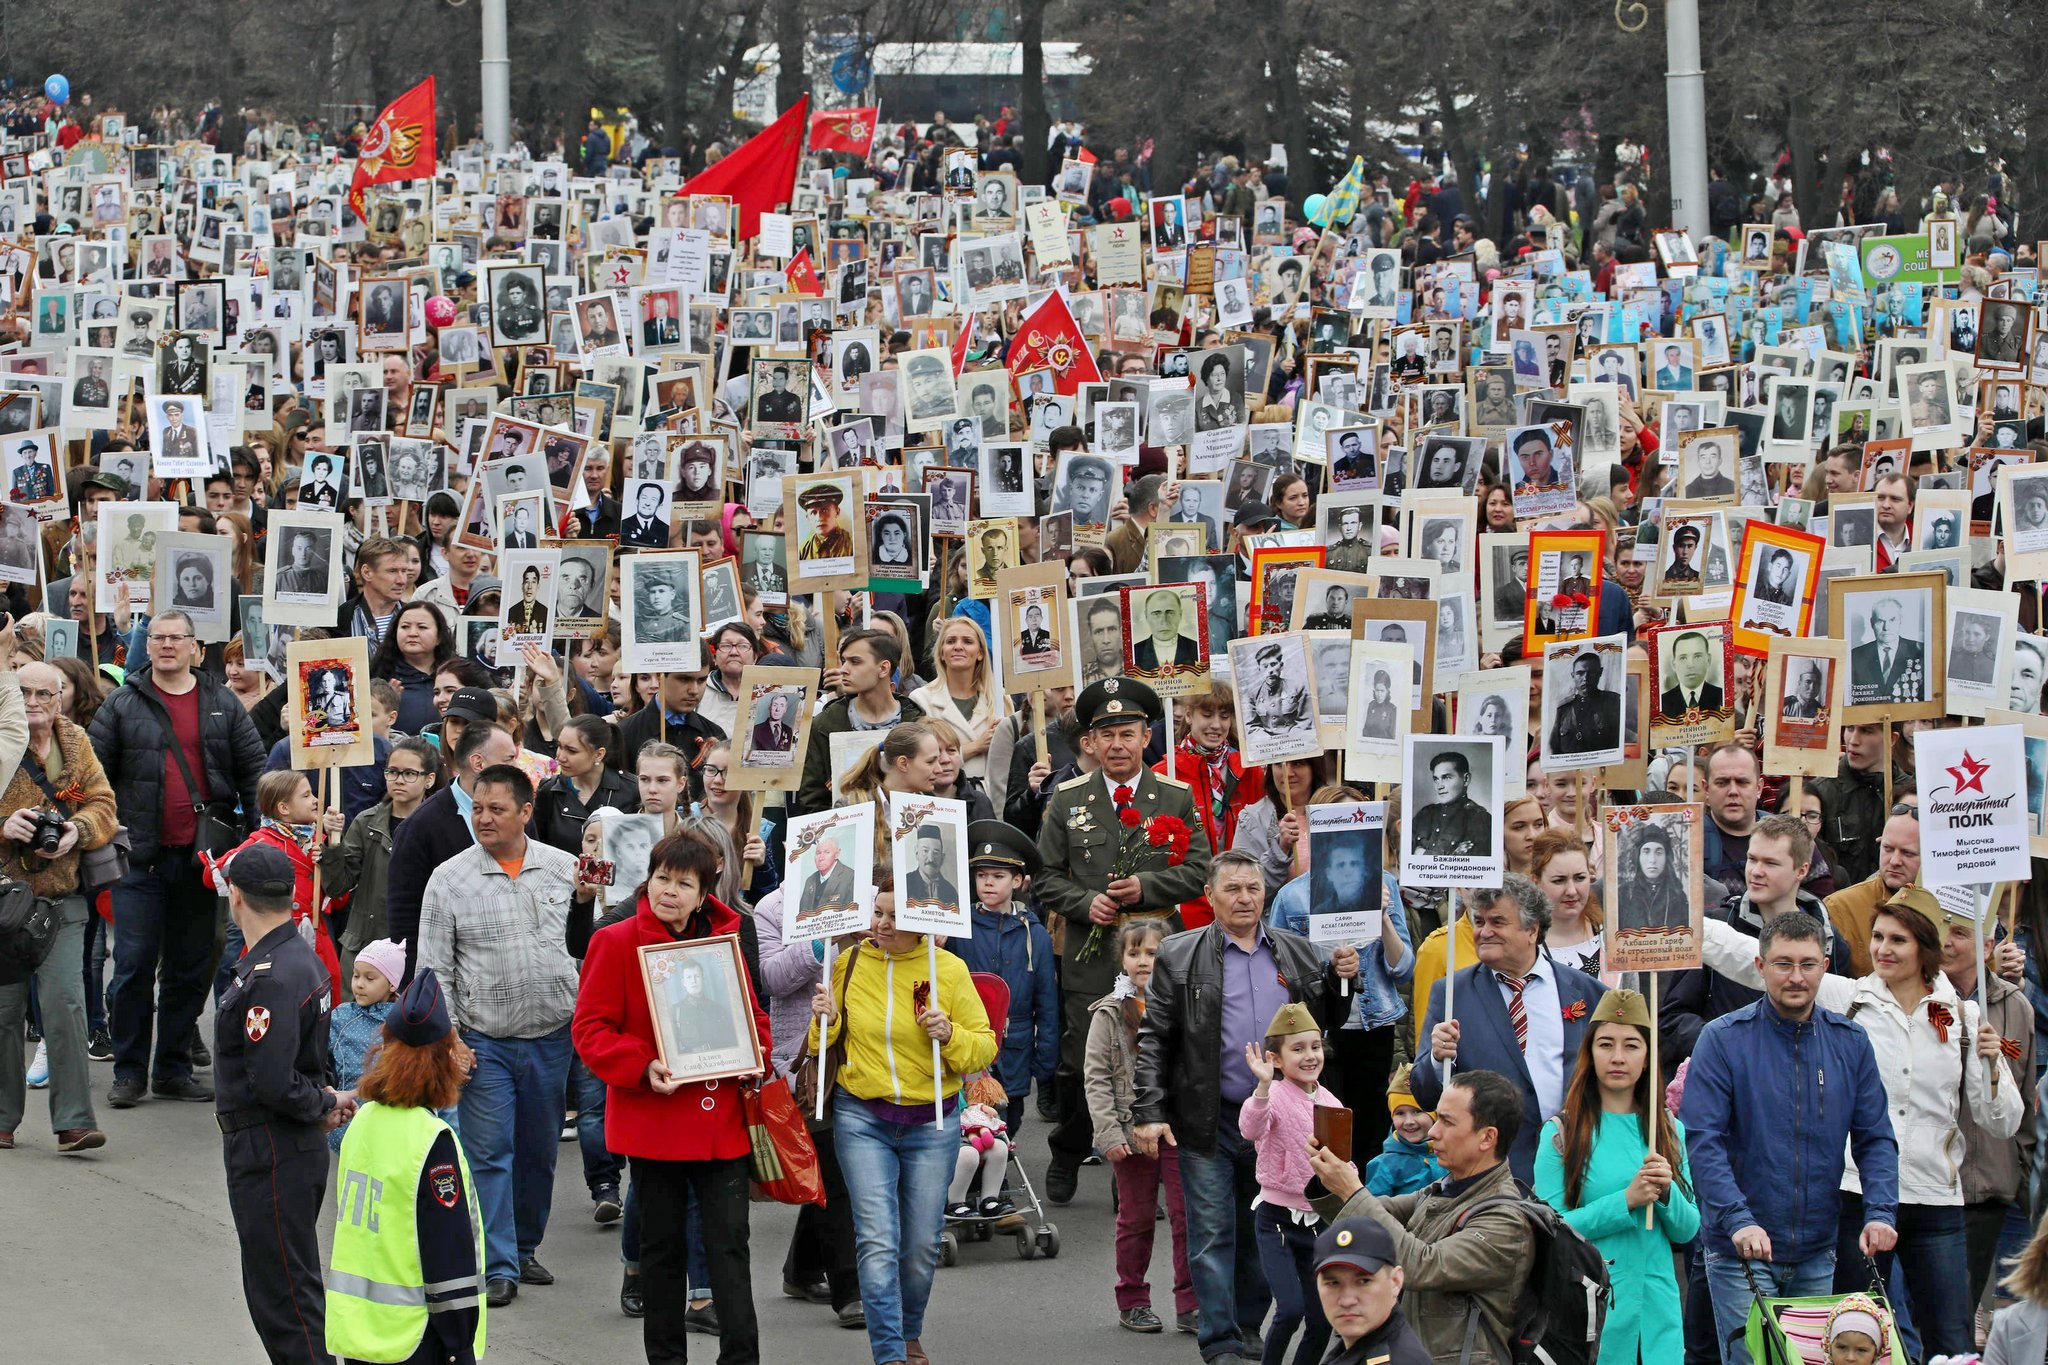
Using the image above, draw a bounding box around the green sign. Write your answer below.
[1860,235,1942,286]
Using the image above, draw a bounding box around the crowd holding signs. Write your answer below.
[18,64,2048,1365]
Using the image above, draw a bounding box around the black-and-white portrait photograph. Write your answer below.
[618,478,674,551]
[1978,298,2030,369]
[1842,578,1938,709]
[1541,637,1626,767]
[1230,635,1320,766]
[265,514,340,612]
[2006,468,2048,557]
[621,551,702,672]
[1412,434,1483,494]
[555,544,612,632]
[1399,735,1503,888]
[486,262,547,346]
[1052,451,1116,526]
[741,531,789,601]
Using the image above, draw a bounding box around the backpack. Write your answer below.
[1453,1189,1611,1365]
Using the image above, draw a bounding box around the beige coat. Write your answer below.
[0,715,120,898]
[1082,993,1140,1153]
[1320,1159,1531,1365]
[907,678,1007,784]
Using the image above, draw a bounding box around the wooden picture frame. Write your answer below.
[637,934,764,1084]
[1830,570,1947,723]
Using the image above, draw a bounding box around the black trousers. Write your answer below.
[1326,1025,1396,1162]
[633,1154,758,1365]
[782,1120,859,1312]
[224,1122,333,1365]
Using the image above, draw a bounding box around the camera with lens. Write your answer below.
[28,807,66,858]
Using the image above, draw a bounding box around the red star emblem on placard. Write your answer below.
[1948,750,1990,796]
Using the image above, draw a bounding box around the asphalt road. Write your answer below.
[1,1019,1216,1365]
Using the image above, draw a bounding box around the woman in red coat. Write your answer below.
[1159,688,1264,929]
[573,831,772,1365]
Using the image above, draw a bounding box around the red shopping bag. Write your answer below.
[742,1074,826,1206]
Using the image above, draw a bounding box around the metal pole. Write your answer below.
[1664,0,1711,241]
[480,0,512,154]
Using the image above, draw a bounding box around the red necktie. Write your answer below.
[1497,972,1528,1051]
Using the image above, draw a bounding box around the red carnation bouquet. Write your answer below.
[1077,803,1193,961]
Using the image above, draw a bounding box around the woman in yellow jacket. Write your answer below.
[811,880,997,1365]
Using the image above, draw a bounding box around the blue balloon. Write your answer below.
[43,74,68,105]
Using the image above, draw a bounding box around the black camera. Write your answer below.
[29,808,65,858]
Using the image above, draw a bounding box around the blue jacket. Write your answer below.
[1268,872,1413,1031]
[1364,1132,1442,1197]
[1679,997,1898,1261]
[944,902,1059,1099]
[1414,954,1607,1185]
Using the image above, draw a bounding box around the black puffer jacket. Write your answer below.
[1133,920,1350,1154]
[87,669,267,866]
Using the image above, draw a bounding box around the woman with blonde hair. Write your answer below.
[916,715,996,821]
[909,617,1009,783]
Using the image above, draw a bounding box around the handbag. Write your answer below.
[742,1072,826,1206]
[134,688,246,858]
[0,876,57,985]
[21,755,129,898]
[791,943,862,1118]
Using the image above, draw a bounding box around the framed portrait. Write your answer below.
[496,548,561,662]
[358,275,411,352]
[1984,708,2048,855]
[966,518,1018,598]
[1602,803,1705,972]
[783,803,878,942]
[1832,570,1946,721]
[787,470,866,592]
[1343,636,1413,784]
[0,501,39,589]
[1729,520,1826,656]
[1231,634,1322,766]
[898,348,958,433]
[1350,597,1437,726]
[2002,464,2048,575]
[1121,581,1211,697]
[284,636,373,769]
[620,550,703,673]
[698,556,743,634]
[922,465,974,539]
[1399,734,1504,889]
[261,509,345,624]
[1248,543,1325,636]
[484,261,548,347]
[1539,633,1629,770]
[1303,803,1386,945]
[728,665,820,792]
[888,792,972,937]
[1944,587,2018,719]
[552,540,614,639]
[747,354,810,440]
[1050,450,1120,537]
[995,560,1074,690]
[1763,637,1845,778]
[155,531,233,644]
[1646,620,1735,748]
[1456,665,1531,797]
[637,935,764,1084]
[1523,528,1604,651]
[147,393,212,478]
[1289,569,1374,632]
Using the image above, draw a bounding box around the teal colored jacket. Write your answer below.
[1364,1132,1442,1197]
[1534,1111,1700,1365]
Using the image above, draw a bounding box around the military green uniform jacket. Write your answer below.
[1036,767,1213,998]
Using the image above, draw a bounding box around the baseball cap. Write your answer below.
[226,844,297,899]
[443,685,499,725]
[1311,1216,1398,1277]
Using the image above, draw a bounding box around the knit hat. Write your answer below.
[1823,1292,1889,1354]
[1386,1062,1423,1116]
[353,938,407,993]
[1591,988,1652,1029]
[1265,1002,1319,1040]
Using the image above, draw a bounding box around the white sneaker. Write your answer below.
[26,1040,49,1089]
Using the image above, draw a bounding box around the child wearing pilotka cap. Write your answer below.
[1364,1063,1443,1197]
[1240,1001,1350,1365]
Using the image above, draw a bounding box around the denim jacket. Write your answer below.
[1268,871,1413,1031]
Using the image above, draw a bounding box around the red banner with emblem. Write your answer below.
[808,106,879,159]
[348,77,436,224]
[1007,290,1102,395]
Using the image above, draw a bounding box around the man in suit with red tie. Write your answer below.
[1413,874,1606,1184]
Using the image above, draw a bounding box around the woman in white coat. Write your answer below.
[908,617,1010,784]
[1701,886,2020,1359]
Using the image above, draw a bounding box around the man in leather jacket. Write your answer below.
[1131,849,1358,1365]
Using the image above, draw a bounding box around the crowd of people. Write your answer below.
[7,73,2048,1365]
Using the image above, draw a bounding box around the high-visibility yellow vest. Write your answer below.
[325,1101,487,1363]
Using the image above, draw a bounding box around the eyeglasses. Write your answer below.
[384,767,428,780]
[148,632,194,644]
[21,687,59,702]
[701,765,728,779]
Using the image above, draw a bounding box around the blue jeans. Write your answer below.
[460,1025,574,1283]
[83,910,108,1034]
[618,1178,710,1295]
[1251,1202,1327,1365]
[1178,1102,1272,1361]
[1702,1245,1836,1365]
[1837,1195,1969,1358]
[572,1055,620,1193]
[833,1091,957,1364]
[107,857,217,1085]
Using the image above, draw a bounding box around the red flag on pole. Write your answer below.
[784,248,824,297]
[808,106,879,159]
[348,77,437,224]
[1007,291,1102,395]
[684,96,810,242]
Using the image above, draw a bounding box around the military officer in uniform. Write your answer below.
[797,483,852,561]
[214,843,350,1365]
[755,364,803,424]
[1409,750,1491,858]
[1036,678,1212,1202]
[1243,640,1313,744]
[1550,651,1621,757]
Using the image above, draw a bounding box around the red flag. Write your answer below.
[348,78,436,224]
[1076,147,1097,165]
[785,248,823,297]
[685,96,810,242]
[808,106,879,159]
[1007,291,1102,395]
[951,312,978,376]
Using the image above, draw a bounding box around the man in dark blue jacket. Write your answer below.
[1681,911,1898,1365]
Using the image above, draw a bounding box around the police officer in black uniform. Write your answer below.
[214,843,349,1365]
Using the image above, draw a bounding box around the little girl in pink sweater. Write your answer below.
[1238,1002,1347,1365]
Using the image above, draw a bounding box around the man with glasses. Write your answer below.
[86,608,268,1109]
[314,736,440,984]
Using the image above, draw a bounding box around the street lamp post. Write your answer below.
[1664,0,1710,240]
[480,0,511,152]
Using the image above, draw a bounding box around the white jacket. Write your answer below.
[1702,918,2022,1204]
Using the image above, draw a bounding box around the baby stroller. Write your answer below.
[939,972,1061,1265]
